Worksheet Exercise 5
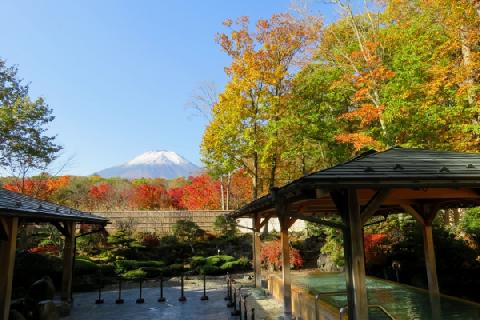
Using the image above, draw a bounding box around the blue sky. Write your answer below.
[0,1,344,176]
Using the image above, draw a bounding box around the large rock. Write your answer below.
[36,300,59,320]
[317,254,344,272]
[27,276,56,303]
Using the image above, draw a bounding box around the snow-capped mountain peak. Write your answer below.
[94,150,201,179]
[127,150,188,166]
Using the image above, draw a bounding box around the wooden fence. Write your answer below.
[93,210,231,235]
[94,210,306,235]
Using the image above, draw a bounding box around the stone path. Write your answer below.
[64,283,284,320]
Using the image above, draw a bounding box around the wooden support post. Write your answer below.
[252,215,262,288]
[0,217,18,320]
[61,221,76,302]
[279,215,292,319]
[423,222,439,296]
[342,189,369,320]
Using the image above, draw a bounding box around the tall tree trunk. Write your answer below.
[220,176,225,210]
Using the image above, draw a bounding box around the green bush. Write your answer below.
[14,252,63,289]
[140,267,167,278]
[460,207,480,242]
[200,264,221,275]
[121,268,147,280]
[74,258,99,276]
[97,263,116,277]
[167,263,185,276]
[191,256,206,268]
[206,255,235,266]
[114,260,165,274]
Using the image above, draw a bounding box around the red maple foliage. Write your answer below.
[260,240,304,270]
[89,183,111,201]
[180,174,221,210]
[364,233,388,264]
[130,184,170,210]
[4,176,70,201]
[229,169,253,209]
[168,187,185,209]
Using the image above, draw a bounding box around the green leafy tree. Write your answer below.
[0,59,61,181]
[213,215,237,238]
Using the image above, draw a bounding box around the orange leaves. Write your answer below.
[130,184,170,210]
[4,176,70,201]
[180,174,221,210]
[339,104,385,127]
[336,133,380,151]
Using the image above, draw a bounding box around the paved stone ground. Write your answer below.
[64,280,284,320]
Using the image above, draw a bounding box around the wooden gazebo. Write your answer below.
[0,188,108,319]
[231,147,480,319]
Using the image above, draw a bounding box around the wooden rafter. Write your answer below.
[361,189,390,224]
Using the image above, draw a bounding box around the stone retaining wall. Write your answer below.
[267,273,340,320]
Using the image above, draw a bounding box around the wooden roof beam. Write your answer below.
[290,213,345,230]
[361,189,390,225]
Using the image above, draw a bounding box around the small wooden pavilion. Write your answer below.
[0,188,108,319]
[231,147,480,319]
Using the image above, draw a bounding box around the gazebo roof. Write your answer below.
[0,188,108,225]
[233,147,480,217]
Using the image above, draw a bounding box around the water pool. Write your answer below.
[292,272,480,320]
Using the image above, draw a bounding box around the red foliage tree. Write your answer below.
[229,169,253,209]
[180,174,221,210]
[364,233,388,265]
[4,176,70,201]
[168,187,185,209]
[260,240,304,270]
[130,184,170,210]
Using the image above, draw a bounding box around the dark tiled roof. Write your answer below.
[0,188,108,224]
[233,147,480,217]
[306,147,480,180]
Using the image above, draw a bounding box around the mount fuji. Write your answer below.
[94,150,202,179]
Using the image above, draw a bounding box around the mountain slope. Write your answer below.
[94,151,201,179]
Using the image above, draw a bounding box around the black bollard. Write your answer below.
[158,277,166,302]
[243,295,248,320]
[136,279,145,304]
[115,278,124,304]
[200,274,208,300]
[231,288,240,316]
[178,274,187,302]
[227,284,235,308]
[224,274,230,300]
[238,291,242,318]
[251,307,255,320]
[95,281,104,304]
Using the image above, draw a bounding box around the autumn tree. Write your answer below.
[180,174,221,210]
[202,13,322,198]
[3,175,70,201]
[129,184,170,210]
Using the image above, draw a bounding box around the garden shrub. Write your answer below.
[167,263,185,276]
[14,252,63,290]
[206,255,235,266]
[90,250,115,263]
[200,264,221,275]
[114,260,165,274]
[97,263,116,277]
[121,268,147,280]
[74,258,99,276]
[140,233,160,247]
[460,207,480,244]
[140,267,166,278]
[190,256,206,268]
[213,215,237,238]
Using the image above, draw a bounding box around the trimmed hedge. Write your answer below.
[74,258,99,275]
[114,260,165,274]
[121,268,147,280]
